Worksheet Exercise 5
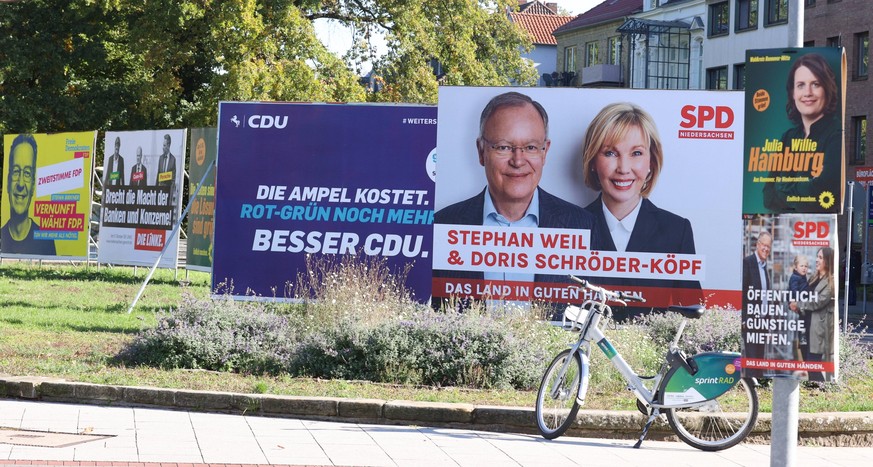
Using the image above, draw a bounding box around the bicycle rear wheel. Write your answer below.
[665,377,758,451]
[535,349,582,439]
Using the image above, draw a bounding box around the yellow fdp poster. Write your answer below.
[1,132,96,259]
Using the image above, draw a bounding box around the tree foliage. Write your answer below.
[0,0,536,134]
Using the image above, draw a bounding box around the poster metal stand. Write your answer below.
[126,160,215,314]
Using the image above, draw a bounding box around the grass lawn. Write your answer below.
[1,262,871,412]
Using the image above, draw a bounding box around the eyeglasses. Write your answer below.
[10,167,34,184]
[481,138,546,157]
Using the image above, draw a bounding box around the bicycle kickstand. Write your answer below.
[633,408,660,449]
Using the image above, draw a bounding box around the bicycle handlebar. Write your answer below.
[568,275,646,304]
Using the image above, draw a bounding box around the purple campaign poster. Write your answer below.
[213,102,437,301]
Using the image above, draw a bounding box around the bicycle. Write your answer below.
[535,276,758,451]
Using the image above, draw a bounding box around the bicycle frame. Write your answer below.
[556,284,743,412]
[539,277,758,450]
[555,294,658,408]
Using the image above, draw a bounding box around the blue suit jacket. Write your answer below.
[432,187,594,302]
[742,253,770,293]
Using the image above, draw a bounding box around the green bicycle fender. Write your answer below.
[658,352,743,406]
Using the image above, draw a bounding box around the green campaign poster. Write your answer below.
[186,127,216,272]
[742,47,846,214]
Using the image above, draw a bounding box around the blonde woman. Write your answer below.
[581,102,700,307]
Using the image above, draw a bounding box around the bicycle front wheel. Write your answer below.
[535,349,582,439]
[665,377,758,451]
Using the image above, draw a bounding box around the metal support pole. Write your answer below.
[844,182,855,333]
[771,377,800,467]
[787,0,804,49]
[865,185,870,314]
[126,160,215,314]
[772,4,804,466]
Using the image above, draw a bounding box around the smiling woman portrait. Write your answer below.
[763,52,842,212]
[581,102,700,311]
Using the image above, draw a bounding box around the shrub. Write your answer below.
[635,306,742,354]
[119,294,295,374]
[290,254,416,328]
[804,321,873,391]
[836,322,873,382]
[292,308,556,389]
[120,255,567,390]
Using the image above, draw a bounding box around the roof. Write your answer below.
[616,17,691,34]
[554,0,643,35]
[510,12,574,45]
[517,1,558,15]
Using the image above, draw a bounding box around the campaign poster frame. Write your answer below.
[212,101,437,302]
[742,47,847,214]
[432,87,745,310]
[97,129,187,268]
[1,131,96,260]
[740,214,839,382]
[186,127,217,273]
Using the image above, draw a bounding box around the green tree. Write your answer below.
[310,0,538,103]
[0,0,536,134]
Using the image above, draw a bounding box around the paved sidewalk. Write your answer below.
[2,400,873,466]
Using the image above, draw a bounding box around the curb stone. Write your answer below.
[1,375,871,447]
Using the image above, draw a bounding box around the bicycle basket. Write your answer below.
[561,305,589,331]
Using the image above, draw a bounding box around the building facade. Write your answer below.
[553,0,642,87]
[552,0,794,90]
[621,0,706,89]
[804,0,870,171]
[704,0,791,91]
[510,1,574,86]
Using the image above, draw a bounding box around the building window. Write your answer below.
[736,0,758,32]
[853,116,867,164]
[734,63,746,90]
[586,41,599,67]
[644,29,690,89]
[805,0,815,6]
[765,0,788,26]
[709,2,729,37]
[856,32,869,79]
[564,46,577,73]
[827,36,841,48]
[608,36,621,65]
[707,66,728,90]
[803,40,815,47]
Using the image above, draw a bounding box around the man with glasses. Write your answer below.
[2,134,56,255]
[743,230,773,301]
[433,92,594,309]
[742,230,775,371]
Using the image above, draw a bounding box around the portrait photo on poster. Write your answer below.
[432,87,745,311]
[740,214,839,382]
[98,129,187,268]
[3,135,58,256]
[2,132,95,260]
[743,47,845,214]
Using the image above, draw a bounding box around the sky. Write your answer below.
[314,1,602,72]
